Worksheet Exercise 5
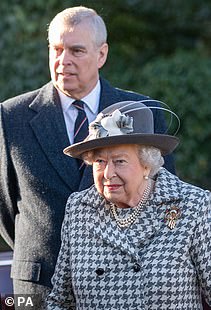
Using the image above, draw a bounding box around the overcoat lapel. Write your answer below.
[29,83,81,192]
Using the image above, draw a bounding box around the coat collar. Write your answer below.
[152,167,183,204]
[80,168,183,262]
[98,77,126,111]
[29,82,81,192]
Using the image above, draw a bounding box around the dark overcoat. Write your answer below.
[0,78,174,300]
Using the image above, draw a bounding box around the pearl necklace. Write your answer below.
[110,181,151,228]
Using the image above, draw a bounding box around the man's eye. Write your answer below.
[52,47,63,54]
[73,49,86,56]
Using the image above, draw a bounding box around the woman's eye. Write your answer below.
[94,159,106,169]
[116,159,126,164]
[94,159,105,164]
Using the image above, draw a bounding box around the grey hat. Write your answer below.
[63,100,179,158]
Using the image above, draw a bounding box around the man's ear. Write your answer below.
[98,43,109,69]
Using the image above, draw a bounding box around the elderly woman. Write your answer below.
[46,101,211,310]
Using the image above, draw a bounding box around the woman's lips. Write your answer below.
[104,184,122,191]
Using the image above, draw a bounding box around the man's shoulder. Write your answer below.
[1,88,40,108]
[114,86,149,101]
[100,77,150,102]
[0,82,53,111]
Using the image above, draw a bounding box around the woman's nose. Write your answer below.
[104,163,116,180]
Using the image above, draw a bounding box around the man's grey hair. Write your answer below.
[48,6,107,47]
[82,145,164,177]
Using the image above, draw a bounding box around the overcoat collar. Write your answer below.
[29,82,81,192]
[98,77,128,111]
[81,168,183,262]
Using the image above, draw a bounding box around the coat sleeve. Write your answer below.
[0,104,18,249]
[190,191,211,306]
[46,198,76,310]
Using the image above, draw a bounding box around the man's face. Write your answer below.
[48,22,108,99]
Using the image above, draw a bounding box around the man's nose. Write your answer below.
[59,49,73,65]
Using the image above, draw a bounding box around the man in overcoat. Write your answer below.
[0,6,175,308]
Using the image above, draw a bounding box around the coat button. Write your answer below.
[133,263,141,272]
[96,268,105,276]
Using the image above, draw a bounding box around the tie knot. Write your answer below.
[72,100,85,111]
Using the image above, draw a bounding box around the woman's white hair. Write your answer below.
[136,145,164,177]
[48,6,107,47]
[82,145,164,177]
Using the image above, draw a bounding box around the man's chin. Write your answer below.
[54,83,77,97]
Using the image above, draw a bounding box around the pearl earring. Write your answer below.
[144,175,149,180]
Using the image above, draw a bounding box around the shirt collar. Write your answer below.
[58,80,101,114]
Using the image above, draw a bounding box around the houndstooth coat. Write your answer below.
[46,168,211,310]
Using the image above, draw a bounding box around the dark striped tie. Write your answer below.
[72,100,89,172]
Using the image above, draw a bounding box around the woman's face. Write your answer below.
[93,144,150,208]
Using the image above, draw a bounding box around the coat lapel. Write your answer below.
[83,187,140,262]
[29,83,81,192]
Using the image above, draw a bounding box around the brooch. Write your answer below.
[164,206,181,230]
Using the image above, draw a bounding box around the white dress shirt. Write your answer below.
[59,81,101,144]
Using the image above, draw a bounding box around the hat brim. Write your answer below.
[63,134,179,159]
